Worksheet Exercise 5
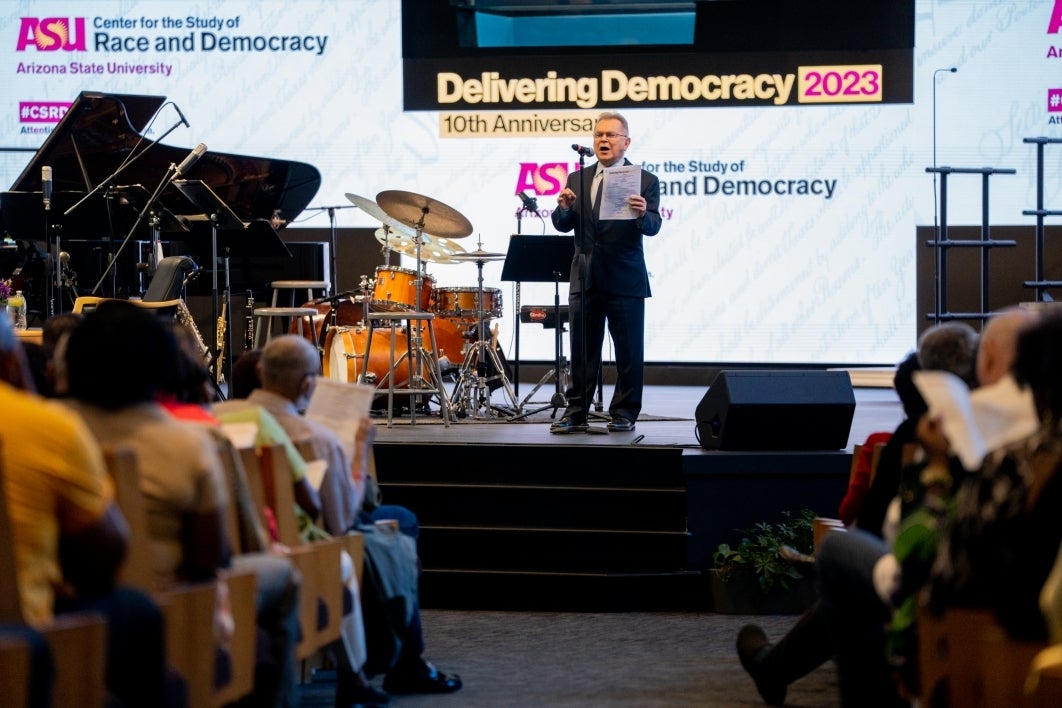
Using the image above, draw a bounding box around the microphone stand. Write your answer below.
[42,188,56,317]
[931,67,955,324]
[303,204,356,298]
[64,118,183,219]
[90,162,181,294]
[510,194,543,396]
[574,152,608,434]
[303,203,356,340]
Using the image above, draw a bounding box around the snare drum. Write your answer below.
[289,298,365,344]
[433,286,503,320]
[370,266,435,312]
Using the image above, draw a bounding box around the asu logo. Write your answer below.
[1049,0,1062,34]
[16,18,87,52]
[514,162,580,197]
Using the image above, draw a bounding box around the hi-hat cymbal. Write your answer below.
[346,193,415,238]
[450,249,506,262]
[423,236,468,264]
[376,190,473,239]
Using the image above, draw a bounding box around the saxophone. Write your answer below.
[175,298,211,362]
[215,299,228,386]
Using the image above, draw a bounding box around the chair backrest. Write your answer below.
[0,447,26,623]
[0,635,31,708]
[104,446,158,593]
[143,255,197,302]
[919,604,1047,707]
[258,444,301,548]
[73,296,181,316]
[0,442,109,707]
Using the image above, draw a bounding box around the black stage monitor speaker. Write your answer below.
[695,370,856,451]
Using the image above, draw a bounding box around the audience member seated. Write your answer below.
[816,312,1039,707]
[929,309,1062,641]
[22,312,82,398]
[736,321,982,706]
[165,327,386,706]
[61,300,301,708]
[0,308,172,706]
[217,336,461,699]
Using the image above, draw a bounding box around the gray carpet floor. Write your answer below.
[301,610,840,707]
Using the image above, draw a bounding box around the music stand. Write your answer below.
[501,235,574,419]
[172,179,283,394]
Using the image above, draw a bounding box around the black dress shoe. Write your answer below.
[606,416,635,432]
[736,624,787,706]
[550,417,588,434]
[383,661,462,694]
[335,668,391,707]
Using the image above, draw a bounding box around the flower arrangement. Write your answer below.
[0,279,12,304]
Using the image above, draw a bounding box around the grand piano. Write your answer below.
[0,91,321,316]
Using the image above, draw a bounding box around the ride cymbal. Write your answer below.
[376,189,474,239]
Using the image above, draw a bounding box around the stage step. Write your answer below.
[417,526,688,573]
[419,568,709,612]
[375,442,692,610]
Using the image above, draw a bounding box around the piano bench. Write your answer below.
[252,306,320,350]
[269,280,330,307]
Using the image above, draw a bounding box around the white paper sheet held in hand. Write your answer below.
[598,165,641,220]
[912,370,1039,471]
[305,378,375,463]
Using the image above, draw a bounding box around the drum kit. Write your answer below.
[302,189,520,420]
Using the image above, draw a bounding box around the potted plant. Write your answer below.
[709,509,818,614]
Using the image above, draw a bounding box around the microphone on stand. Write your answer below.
[571,144,594,157]
[517,191,539,212]
[175,104,190,128]
[42,166,52,211]
[174,143,207,176]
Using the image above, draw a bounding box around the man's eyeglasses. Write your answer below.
[593,132,628,140]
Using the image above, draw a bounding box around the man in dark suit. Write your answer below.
[550,112,662,434]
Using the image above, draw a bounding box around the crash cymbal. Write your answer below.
[346,193,416,238]
[450,249,506,262]
[373,227,418,258]
[376,190,474,239]
[373,229,467,264]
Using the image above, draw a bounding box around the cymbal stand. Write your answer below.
[368,213,452,421]
[449,255,521,419]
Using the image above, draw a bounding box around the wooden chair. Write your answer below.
[239,442,344,661]
[72,295,182,315]
[104,446,258,708]
[919,604,1048,707]
[0,454,108,708]
[294,439,366,588]
[812,441,890,554]
[0,635,31,708]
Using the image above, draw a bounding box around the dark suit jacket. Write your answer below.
[550,159,662,297]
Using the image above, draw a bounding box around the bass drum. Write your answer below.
[290,298,366,344]
[323,316,469,387]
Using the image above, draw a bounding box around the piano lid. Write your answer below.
[1,91,320,242]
